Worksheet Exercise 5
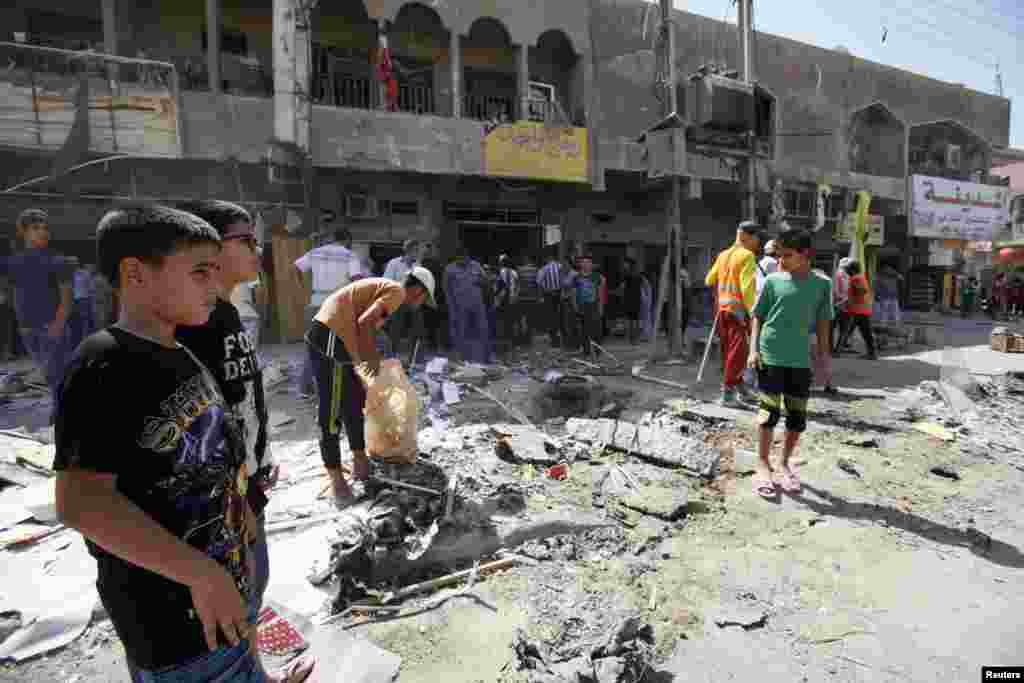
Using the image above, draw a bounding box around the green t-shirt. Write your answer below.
[753,271,834,369]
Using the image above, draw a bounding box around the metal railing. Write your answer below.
[463,93,515,122]
[0,41,182,157]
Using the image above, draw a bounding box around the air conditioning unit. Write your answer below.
[945,144,962,170]
[690,74,755,133]
[345,194,378,219]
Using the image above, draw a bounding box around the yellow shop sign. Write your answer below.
[484,122,588,183]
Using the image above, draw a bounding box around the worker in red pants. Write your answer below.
[705,221,762,407]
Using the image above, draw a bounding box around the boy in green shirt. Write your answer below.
[748,229,833,497]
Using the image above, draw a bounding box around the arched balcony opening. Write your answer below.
[312,0,376,109]
[387,3,446,115]
[909,120,991,182]
[462,18,516,122]
[528,30,581,126]
[848,103,905,178]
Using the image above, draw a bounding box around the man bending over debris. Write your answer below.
[747,229,833,498]
[306,270,436,507]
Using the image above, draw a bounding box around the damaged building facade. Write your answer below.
[0,0,1013,337]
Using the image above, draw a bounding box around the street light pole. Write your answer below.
[661,0,683,355]
[739,0,757,222]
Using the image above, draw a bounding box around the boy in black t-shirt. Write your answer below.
[54,205,265,681]
[175,201,314,682]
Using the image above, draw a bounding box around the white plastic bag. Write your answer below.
[361,359,419,465]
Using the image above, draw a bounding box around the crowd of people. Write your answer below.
[0,199,1005,683]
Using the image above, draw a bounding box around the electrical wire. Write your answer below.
[878,0,1004,58]
[877,16,1000,69]
[912,0,1024,35]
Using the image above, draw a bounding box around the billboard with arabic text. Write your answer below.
[484,122,588,183]
[909,175,1010,241]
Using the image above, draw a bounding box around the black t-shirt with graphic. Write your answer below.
[177,299,270,515]
[53,328,250,671]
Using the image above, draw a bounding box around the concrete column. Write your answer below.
[517,44,530,122]
[450,31,462,119]
[101,0,117,55]
[206,0,221,93]
[273,0,311,151]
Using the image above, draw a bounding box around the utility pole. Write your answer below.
[662,0,683,355]
[739,0,757,221]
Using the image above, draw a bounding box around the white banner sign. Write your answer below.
[834,213,884,246]
[909,175,1010,241]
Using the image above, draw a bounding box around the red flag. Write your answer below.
[377,34,398,111]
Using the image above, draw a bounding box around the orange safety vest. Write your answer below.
[847,273,873,316]
[713,245,755,315]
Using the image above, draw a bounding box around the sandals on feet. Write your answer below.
[280,655,316,683]
[752,476,777,499]
[779,467,802,494]
[352,457,371,482]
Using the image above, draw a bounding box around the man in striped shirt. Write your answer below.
[538,251,564,347]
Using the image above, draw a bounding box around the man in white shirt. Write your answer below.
[230,278,262,348]
[293,229,367,396]
[756,239,779,296]
[382,239,423,361]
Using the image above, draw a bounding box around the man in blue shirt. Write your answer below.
[1,209,72,403]
[443,251,489,364]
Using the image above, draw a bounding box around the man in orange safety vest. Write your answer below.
[706,220,763,407]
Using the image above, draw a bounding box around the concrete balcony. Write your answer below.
[0,41,182,158]
[181,92,592,184]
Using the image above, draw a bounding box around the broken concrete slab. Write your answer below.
[566,418,720,477]
[938,381,976,416]
[619,485,689,521]
[304,629,401,683]
[491,425,562,466]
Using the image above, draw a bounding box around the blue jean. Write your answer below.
[128,545,266,683]
[128,640,266,683]
[450,299,490,364]
[20,327,66,397]
[67,298,95,355]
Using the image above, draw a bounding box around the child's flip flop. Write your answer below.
[752,476,777,499]
[779,467,802,494]
[281,655,316,683]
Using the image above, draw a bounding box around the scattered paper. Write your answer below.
[443,382,461,405]
[426,357,448,375]
[911,422,956,442]
[0,595,94,662]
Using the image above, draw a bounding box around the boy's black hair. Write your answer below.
[17,208,49,227]
[96,204,221,288]
[403,272,426,292]
[176,200,252,236]
[334,229,353,245]
[738,220,763,241]
[777,229,813,252]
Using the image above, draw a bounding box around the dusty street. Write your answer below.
[2,316,1023,683]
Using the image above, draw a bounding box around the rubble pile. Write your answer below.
[897,373,1024,469]
[311,460,452,606]
[511,617,656,683]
